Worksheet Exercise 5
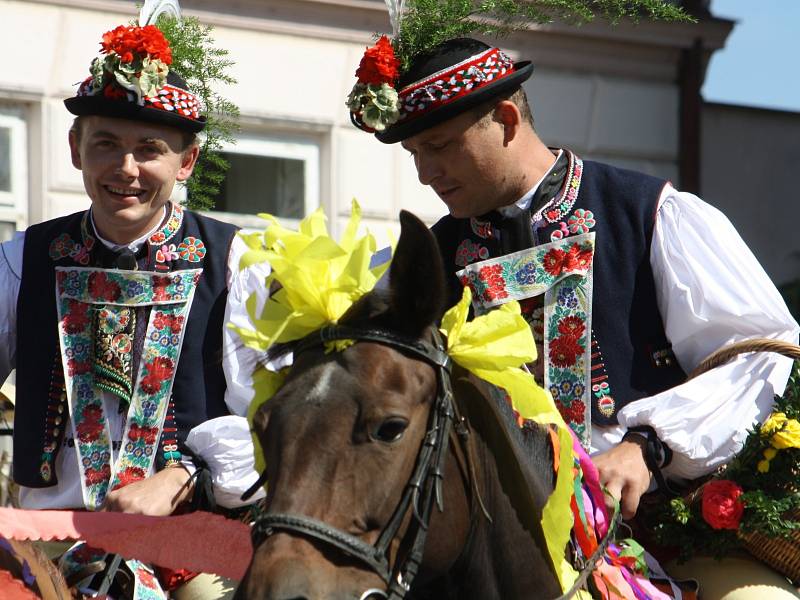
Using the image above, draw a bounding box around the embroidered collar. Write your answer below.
[148,203,184,246]
[532,150,583,225]
[470,149,572,240]
[89,206,167,254]
[497,149,564,217]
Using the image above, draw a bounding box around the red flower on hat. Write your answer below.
[356,36,400,85]
[701,480,745,530]
[101,25,173,65]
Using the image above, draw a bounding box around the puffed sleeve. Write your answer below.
[180,234,272,505]
[222,235,271,417]
[613,186,799,480]
[0,232,24,382]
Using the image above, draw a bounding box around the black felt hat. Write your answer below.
[65,70,206,133]
[375,38,533,144]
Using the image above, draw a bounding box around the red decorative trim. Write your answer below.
[398,48,515,123]
[145,84,201,120]
[76,80,202,122]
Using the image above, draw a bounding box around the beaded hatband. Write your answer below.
[398,48,515,123]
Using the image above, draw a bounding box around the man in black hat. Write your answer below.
[0,22,263,597]
[351,35,798,563]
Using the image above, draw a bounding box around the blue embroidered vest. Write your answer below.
[432,153,686,426]
[13,205,237,488]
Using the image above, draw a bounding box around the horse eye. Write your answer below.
[373,418,408,443]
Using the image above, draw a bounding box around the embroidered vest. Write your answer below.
[432,153,686,437]
[14,205,237,494]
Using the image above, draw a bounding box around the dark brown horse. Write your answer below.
[236,212,563,600]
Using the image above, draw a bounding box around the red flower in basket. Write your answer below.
[355,36,400,85]
[701,479,745,530]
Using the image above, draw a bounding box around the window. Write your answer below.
[206,134,320,229]
[0,107,26,241]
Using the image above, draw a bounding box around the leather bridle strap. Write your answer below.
[250,325,456,597]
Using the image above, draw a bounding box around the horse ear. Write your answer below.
[386,210,446,336]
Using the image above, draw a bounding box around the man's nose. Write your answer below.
[415,155,442,186]
[117,153,139,178]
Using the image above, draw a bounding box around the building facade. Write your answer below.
[0,0,735,247]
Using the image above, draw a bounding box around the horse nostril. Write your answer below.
[359,589,388,600]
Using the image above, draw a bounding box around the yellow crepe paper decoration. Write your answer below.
[232,200,392,353]
[235,200,392,482]
[440,286,582,594]
[247,366,287,477]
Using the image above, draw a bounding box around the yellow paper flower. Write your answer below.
[248,366,287,477]
[440,286,579,592]
[232,199,392,352]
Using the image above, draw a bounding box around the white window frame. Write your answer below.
[203,133,320,230]
[0,107,27,231]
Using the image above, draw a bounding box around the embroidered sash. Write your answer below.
[55,267,201,510]
[457,232,595,447]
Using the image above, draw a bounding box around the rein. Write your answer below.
[244,324,617,599]
[248,325,466,599]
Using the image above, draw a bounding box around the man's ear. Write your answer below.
[177,144,201,182]
[68,129,82,170]
[494,100,522,146]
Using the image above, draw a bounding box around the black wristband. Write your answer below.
[623,425,680,497]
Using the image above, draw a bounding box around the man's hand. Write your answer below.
[102,466,194,516]
[592,436,651,520]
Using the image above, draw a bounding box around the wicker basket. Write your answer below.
[691,338,800,583]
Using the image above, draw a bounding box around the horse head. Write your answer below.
[236,212,562,600]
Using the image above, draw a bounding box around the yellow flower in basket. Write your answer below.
[771,418,800,450]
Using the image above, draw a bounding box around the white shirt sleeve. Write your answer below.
[0,232,24,381]
[608,185,800,480]
[181,233,271,507]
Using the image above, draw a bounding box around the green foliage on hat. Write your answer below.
[394,0,693,71]
[157,15,239,211]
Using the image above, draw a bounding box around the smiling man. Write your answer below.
[350,36,800,597]
[0,23,265,599]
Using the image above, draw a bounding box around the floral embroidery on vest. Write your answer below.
[156,243,179,263]
[177,236,206,262]
[469,216,495,239]
[49,233,95,265]
[455,238,490,267]
[568,208,596,235]
[590,338,616,418]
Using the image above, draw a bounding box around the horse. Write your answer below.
[235,211,565,599]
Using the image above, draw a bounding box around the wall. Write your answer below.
[701,102,800,287]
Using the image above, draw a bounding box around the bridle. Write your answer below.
[244,324,613,599]
[248,324,466,599]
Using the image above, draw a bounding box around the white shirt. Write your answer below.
[505,157,799,480]
[0,210,269,509]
